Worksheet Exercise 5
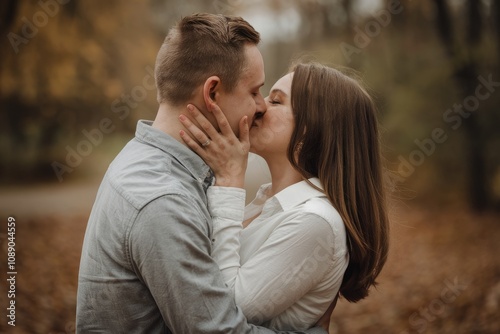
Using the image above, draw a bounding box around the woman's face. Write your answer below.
[249,73,294,157]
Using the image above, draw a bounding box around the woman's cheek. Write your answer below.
[267,112,290,135]
[250,127,276,152]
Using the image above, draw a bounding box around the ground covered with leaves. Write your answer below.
[332,204,500,333]
[0,203,499,333]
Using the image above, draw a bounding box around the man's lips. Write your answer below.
[251,119,260,128]
[251,114,264,128]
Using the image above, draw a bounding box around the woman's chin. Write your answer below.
[248,142,261,156]
[248,145,257,155]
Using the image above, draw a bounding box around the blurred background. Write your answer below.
[0,0,499,333]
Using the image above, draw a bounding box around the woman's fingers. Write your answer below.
[209,102,233,137]
[179,103,249,188]
[187,104,220,140]
[179,114,211,148]
[184,102,247,144]
[239,116,250,150]
[179,129,206,158]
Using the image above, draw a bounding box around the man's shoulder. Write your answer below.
[105,139,206,211]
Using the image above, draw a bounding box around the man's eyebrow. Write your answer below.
[253,82,265,90]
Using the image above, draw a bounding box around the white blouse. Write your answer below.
[207,178,349,331]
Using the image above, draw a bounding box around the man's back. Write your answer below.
[76,120,215,332]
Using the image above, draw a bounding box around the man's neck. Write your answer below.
[154,99,212,146]
[152,103,187,146]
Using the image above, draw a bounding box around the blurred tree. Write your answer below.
[433,0,496,211]
[0,0,161,183]
[294,0,352,47]
[0,0,18,36]
[494,0,500,62]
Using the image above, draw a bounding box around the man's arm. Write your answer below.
[129,194,327,334]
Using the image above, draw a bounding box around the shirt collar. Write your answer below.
[135,120,214,188]
[274,178,326,211]
[251,178,326,214]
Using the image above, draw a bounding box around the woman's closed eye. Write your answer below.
[268,95,281,105]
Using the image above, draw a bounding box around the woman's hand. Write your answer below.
[179,102,250,188]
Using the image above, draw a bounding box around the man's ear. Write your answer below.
[203,76,221,111]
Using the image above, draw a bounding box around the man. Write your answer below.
[76,13,327,333]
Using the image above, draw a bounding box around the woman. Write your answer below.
[179,62,389,330]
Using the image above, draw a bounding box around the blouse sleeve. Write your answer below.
[207,186,246,286]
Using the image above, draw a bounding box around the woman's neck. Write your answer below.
[265,156,303,197]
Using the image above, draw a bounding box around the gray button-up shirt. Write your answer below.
[76,120,327,334]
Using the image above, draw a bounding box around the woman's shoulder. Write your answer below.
[301,196,344,230]
[280,197,347,265]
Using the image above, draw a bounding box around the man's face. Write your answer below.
[216,44,266,136]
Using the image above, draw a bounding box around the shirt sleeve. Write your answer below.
[128,194,327,334]
[208,189,337,329]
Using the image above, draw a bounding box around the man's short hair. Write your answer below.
[155,13,260,106]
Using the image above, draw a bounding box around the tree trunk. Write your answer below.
[493,0,500,66]
[433,0,490,211]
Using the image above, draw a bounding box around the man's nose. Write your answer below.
[257,94,267,114]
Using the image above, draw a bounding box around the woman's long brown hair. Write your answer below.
[287,62,389,302]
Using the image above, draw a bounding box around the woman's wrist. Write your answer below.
[214,175,245,188]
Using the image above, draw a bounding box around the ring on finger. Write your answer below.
[201,139,211,147]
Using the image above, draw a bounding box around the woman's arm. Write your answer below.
[207,185,246,285]
[179,102,250,285]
